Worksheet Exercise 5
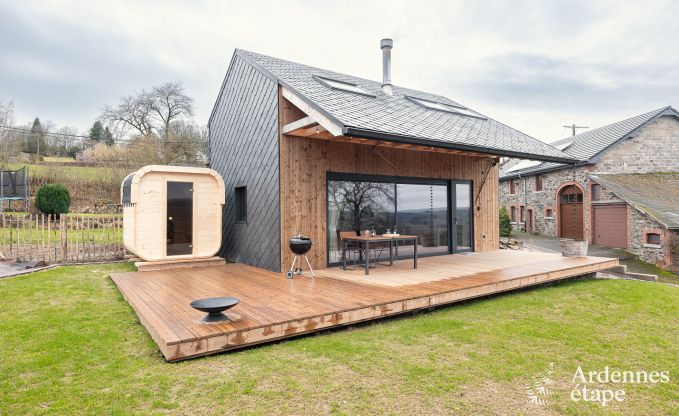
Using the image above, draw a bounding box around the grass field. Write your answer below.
[42,157,78,164]
[5,162,126,182]
[1,162,128,212]
[0,264,677,415]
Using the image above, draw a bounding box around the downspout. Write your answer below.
[523,176,528,231]
[518,173,527,231]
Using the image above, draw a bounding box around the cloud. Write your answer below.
[0,0,677,141]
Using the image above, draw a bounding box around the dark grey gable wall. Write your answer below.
[209,55,281,271]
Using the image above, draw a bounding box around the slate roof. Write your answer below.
[500,106,679,179]
[231,49,575,163]
[591,173,679,229]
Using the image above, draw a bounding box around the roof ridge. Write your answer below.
[237,49,472,109]
[555,106,670,142]
[225,48,576,163]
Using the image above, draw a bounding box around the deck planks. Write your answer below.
[111,251,618,361]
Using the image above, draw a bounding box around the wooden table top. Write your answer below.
[340,234,418,242]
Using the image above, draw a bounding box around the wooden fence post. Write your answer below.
[60,215,67,263]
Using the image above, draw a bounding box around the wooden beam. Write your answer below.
[281,87,343,136]
[285,131,498,160]
[288,124,327,138]
[281,116,317,134]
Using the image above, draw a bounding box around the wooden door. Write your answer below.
[559,185,583,239]
[526,209,533,232]
[593,204,627,248]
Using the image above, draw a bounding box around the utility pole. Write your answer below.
[563,124,589,136]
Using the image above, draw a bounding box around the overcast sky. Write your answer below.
[1,0,677,141]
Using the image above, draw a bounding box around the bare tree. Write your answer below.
[149,82,194,140]
[0,99,16,162]
[0,99,14,127]
[101,82,193,140]
[101,93,155,137]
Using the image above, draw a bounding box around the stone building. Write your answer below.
[500,106,679,270]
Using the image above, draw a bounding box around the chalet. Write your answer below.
[110,41,620,361]
[500,106,679,270]
[208,40,575,272]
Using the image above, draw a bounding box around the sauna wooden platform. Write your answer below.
[110,250,618,361]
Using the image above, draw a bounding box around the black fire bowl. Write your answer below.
[190,297,240,322]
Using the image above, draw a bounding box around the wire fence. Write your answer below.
[0,214,125,263]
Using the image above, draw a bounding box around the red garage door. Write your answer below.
[593,204,627,248]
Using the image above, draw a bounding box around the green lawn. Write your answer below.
[0,264,677,415]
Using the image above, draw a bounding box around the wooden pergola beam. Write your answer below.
[284,130,499,160]
[281,116,317,134]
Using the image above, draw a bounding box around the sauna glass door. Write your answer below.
[167,181,193,256]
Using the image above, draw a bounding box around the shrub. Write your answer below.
[499,206,512,238]
[35,184,71,216]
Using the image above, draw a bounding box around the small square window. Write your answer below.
[535,175,544,192]
[592,184,601,201]
[646,233,661,245]
[546,208,553,218]
[235,186,247,223]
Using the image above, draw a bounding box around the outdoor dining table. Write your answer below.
[340,234,419,275]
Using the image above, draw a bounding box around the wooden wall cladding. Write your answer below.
[279,97,500,271]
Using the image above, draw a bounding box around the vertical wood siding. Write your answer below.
[208,56,281,271]
[279,92,500,272]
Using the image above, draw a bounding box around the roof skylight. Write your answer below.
[314,76,374,96]
[406,96,486,119]
[505,160,543,172]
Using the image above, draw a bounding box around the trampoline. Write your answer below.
[0,166,29,212]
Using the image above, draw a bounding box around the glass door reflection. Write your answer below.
[396,183,449,258]
[167,181,193,256]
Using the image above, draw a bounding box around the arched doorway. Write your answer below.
[559,184,584,239]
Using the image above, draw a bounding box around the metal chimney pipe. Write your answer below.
[380,38,393,96]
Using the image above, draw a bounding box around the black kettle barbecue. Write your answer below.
[286,233,315,279]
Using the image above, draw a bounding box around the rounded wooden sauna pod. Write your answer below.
[121,165,225,262]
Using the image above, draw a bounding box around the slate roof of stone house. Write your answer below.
[225,49,576,164]
[591,173,679,230]
[500,106,679,180]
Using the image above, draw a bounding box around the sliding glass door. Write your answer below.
[326,173,473,265]
[396,183,448,258]
[453,181,472,252]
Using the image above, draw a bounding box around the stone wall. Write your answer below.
[499,166,593,239]
[628,208,677,268]
[500,115,679,271]
[596,115,679,173]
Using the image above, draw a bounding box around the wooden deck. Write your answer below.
[111,251,618,361]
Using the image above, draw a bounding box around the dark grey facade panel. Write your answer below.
[208,55,281,271]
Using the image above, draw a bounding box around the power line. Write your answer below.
[0,125,206,145]
[562,123,589,136]
[0,124,90,139]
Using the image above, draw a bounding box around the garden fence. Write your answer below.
[0,214,125,263]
